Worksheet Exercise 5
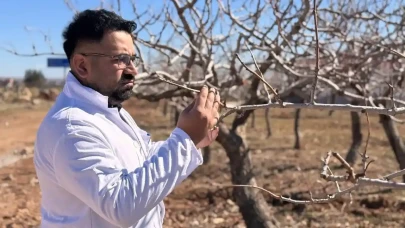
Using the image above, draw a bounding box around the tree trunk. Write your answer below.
[265,108,271,137]
[251,111,256,128]
[217,110,278,228]
[202,146,211,165]
[345,109,362,165]
[380,114,405,181]
[328,93,336,116]
[293,109,301,149]
[162,100,169,116]
[173,108,180,127]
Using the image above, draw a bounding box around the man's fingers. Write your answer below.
[208,125,219,141]
[205,87,216,109]
[209,111,220,129]
[213,92,221,112]
[195,86,209,110]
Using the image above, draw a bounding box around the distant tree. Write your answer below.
[24,69,46,88]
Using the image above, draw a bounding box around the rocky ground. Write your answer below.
[1,95,405,227]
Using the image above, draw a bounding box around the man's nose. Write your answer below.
[124,61,138,75]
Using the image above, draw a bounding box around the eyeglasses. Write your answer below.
[80,53,141,68]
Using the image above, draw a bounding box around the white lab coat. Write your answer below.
[34,72,203,227]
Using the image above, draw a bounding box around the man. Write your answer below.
[34,9,220,228]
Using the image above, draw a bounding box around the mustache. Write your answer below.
[120,73,135,82]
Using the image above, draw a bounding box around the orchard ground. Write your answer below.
[1,97,405,227]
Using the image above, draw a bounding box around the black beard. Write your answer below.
[109,88,133,103]
[109,73,135,104]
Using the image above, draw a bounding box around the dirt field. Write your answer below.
[1,98,405,227]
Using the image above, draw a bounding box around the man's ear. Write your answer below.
[71,54,90,79]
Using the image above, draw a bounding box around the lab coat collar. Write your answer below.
[62,71,120,111]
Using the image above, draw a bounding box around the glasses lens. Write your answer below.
[116,54,139,68]
[114,55,128,68]
[122,55,131,65]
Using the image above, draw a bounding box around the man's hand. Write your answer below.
[177,86,220,147]
[195,126,219,149]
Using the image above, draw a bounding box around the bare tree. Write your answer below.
[132,0,405,226]
[345,101,363,164]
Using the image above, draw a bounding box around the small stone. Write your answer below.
[32,99,41,105]
[15,147,33,156]
[212,218,225,224]
[2,174,14,181]
[226,199,236,206]
[176,214,185,222]
[30,177,38,186]
[229,205,239,213]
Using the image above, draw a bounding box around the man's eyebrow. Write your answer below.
[110,50,135,55]
[118,53,138,56]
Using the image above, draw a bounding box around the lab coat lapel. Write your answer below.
[118,110,148,154]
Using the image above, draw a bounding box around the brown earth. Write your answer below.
[1,97,405,227]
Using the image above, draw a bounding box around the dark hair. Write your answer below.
[62,9,137,62]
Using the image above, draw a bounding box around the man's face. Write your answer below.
[75,30,138,104]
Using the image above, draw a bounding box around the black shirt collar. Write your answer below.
[108,103,122,111]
